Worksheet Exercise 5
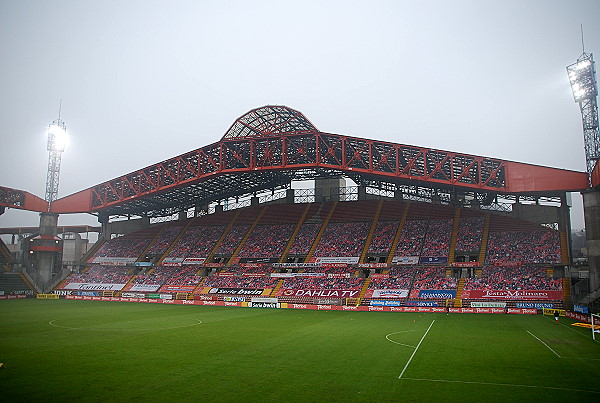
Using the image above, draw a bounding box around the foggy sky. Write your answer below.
[1,0,599,232]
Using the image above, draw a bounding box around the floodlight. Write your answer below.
[567,52,600,177]
[47,120,68,152]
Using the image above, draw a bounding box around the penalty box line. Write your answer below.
[398,319,435,379]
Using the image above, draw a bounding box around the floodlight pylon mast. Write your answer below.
[45,118,67,209]
[567,52,599,178]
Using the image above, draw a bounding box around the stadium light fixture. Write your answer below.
[45,118,68,206]
[567,52,600,177]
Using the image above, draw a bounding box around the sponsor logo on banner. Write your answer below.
[90,257,135,265]
[224,296,246,302]
[161,257,185,264]
[506,308,537,315]
[53,290,72,296]
[64,283,127,291]
[417,290,456,299]
[565,311,591,323]
[272,263,320,268]
[248,302,280,308]
[471,301,507,308]
[493,260,523,267]
[450,261,481,267]
[370,300,403,306]
[278,289,360,298]
[159,285,197,293]
[461,289,563,300]
[77,291,100,296]
[392,256,419,265]
[515,302,554,309]
[129,284,160,292]
[574,305,589,314]
[271,272,325,278]
[368,289,409,298]
[208,288,265,295]
[251,297,278,303]
[406,300,439,307]
[369,273,390,279]
[419,256,448,265]
[122,293,146,298]
[183,257,206,265]
[315,298,342,305]
[312,257,359,264]
[357,263,389,268]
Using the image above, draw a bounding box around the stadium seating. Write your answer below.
[485,230,561,264]
[463,266,562,291]
[367,220,399,254]
[238,224,294,257]
[313,221,370,257]
[393,220,428,257]
[214,225,251,255]
[455,216,484,252]
[168,225,226,258]
[288,223,320,255]
[146,225,183,255]
[420,219,452,257]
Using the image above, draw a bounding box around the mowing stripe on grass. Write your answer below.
[397,319,435,379]
[400,377,600,394]
[526,330,561,358]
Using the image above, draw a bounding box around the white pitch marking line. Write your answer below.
[526,330,561,358]
[401,377,600,394]
[385,329,427,348]
[398,319,435,379]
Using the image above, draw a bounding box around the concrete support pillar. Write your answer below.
[358,185,367,201]
[36,212,61,288]
[286,189,295,204]
[251,196,259,207]
[583,189,600,291]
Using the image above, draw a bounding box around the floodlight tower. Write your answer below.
[45,118,68,208]
[567,52,599,177]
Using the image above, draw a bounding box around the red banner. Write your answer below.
[450,261,481,267]
[461,289,563,300]
[565,311,591,323]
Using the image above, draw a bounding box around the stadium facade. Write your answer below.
[1,106,599,311]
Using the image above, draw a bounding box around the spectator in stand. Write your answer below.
[455,216,484,252]
[368,221,399,255]
[214,225,251,255]
[421,219,452,258]
[485,231,561,264]
[463,266,562,291]
[147,226,183,255]
[238,224,294,258]
[313,221,370,257]
[288,223,321,255]
[393,220,427,258]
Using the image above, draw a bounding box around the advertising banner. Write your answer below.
[207,288,267,296]
[183,257,206,265]
[161,257,185,265]
[461,290,563,300]
[357,263,389,268]
[248,302,280,308]
[366,289,409,299]
[314,298,342,305]
[277,288,360,298]
[224,296,246,302]
[159,285,197,293]
[129,284,161,292]
[493,261,523,267]
[470,301,507,308]
[311,257,359,264]
[448,307,506,314]
[506,308,538,315]
[419,257,448,265]
[271,272,325,278]
[565,310,591,323]
[574,305,589,314]
[415,290,456,299]
[370,300,403,306]
[90,257,135,265]
[450,261,481,267]
[405,300,439,307]
[63,283,127,291]
[272,263,320,268]
[392,256,419,265]
[515,302,554,309]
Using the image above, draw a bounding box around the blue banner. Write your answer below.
[77,291,100,296]
[419,256,448,264]
[418,290,456,299]
[515,302,554,309]
[574,305,589,314]
[370,300,403,306]
[406,300,439,307]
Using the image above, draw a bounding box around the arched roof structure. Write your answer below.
[1,106,590,218]
[222,106,318,140]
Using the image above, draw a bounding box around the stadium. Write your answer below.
[1,103,600,401]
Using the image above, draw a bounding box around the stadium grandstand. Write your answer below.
[1,105,599,314]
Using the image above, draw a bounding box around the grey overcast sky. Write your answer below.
[1,0,598,231]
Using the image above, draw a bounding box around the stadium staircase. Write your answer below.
[270,279,285,297]
[229,206,267,263]
[354,278,372,306]
[447,208,461,264]
[359,200,384,263]
[205,209,242,264]
[386,203,411,264]
[156,218,196,265]
[18,273,37,294]
[116,275,138,296]
[279,204,312,263]
[0,238,13,265]
[305,201,338,262]
[136,227,167,263]
[477,214,491,263]
[475,268,483,277]
[455,278,466,299]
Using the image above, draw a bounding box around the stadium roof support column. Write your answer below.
[315,178,344,202]
[583,189,600,292]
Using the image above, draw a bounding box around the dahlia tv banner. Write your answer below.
[461,290,563,300]
[277,288,360,298]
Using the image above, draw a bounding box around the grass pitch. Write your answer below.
[1,300,599,402]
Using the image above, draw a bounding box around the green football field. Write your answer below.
[1,299,599,402]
